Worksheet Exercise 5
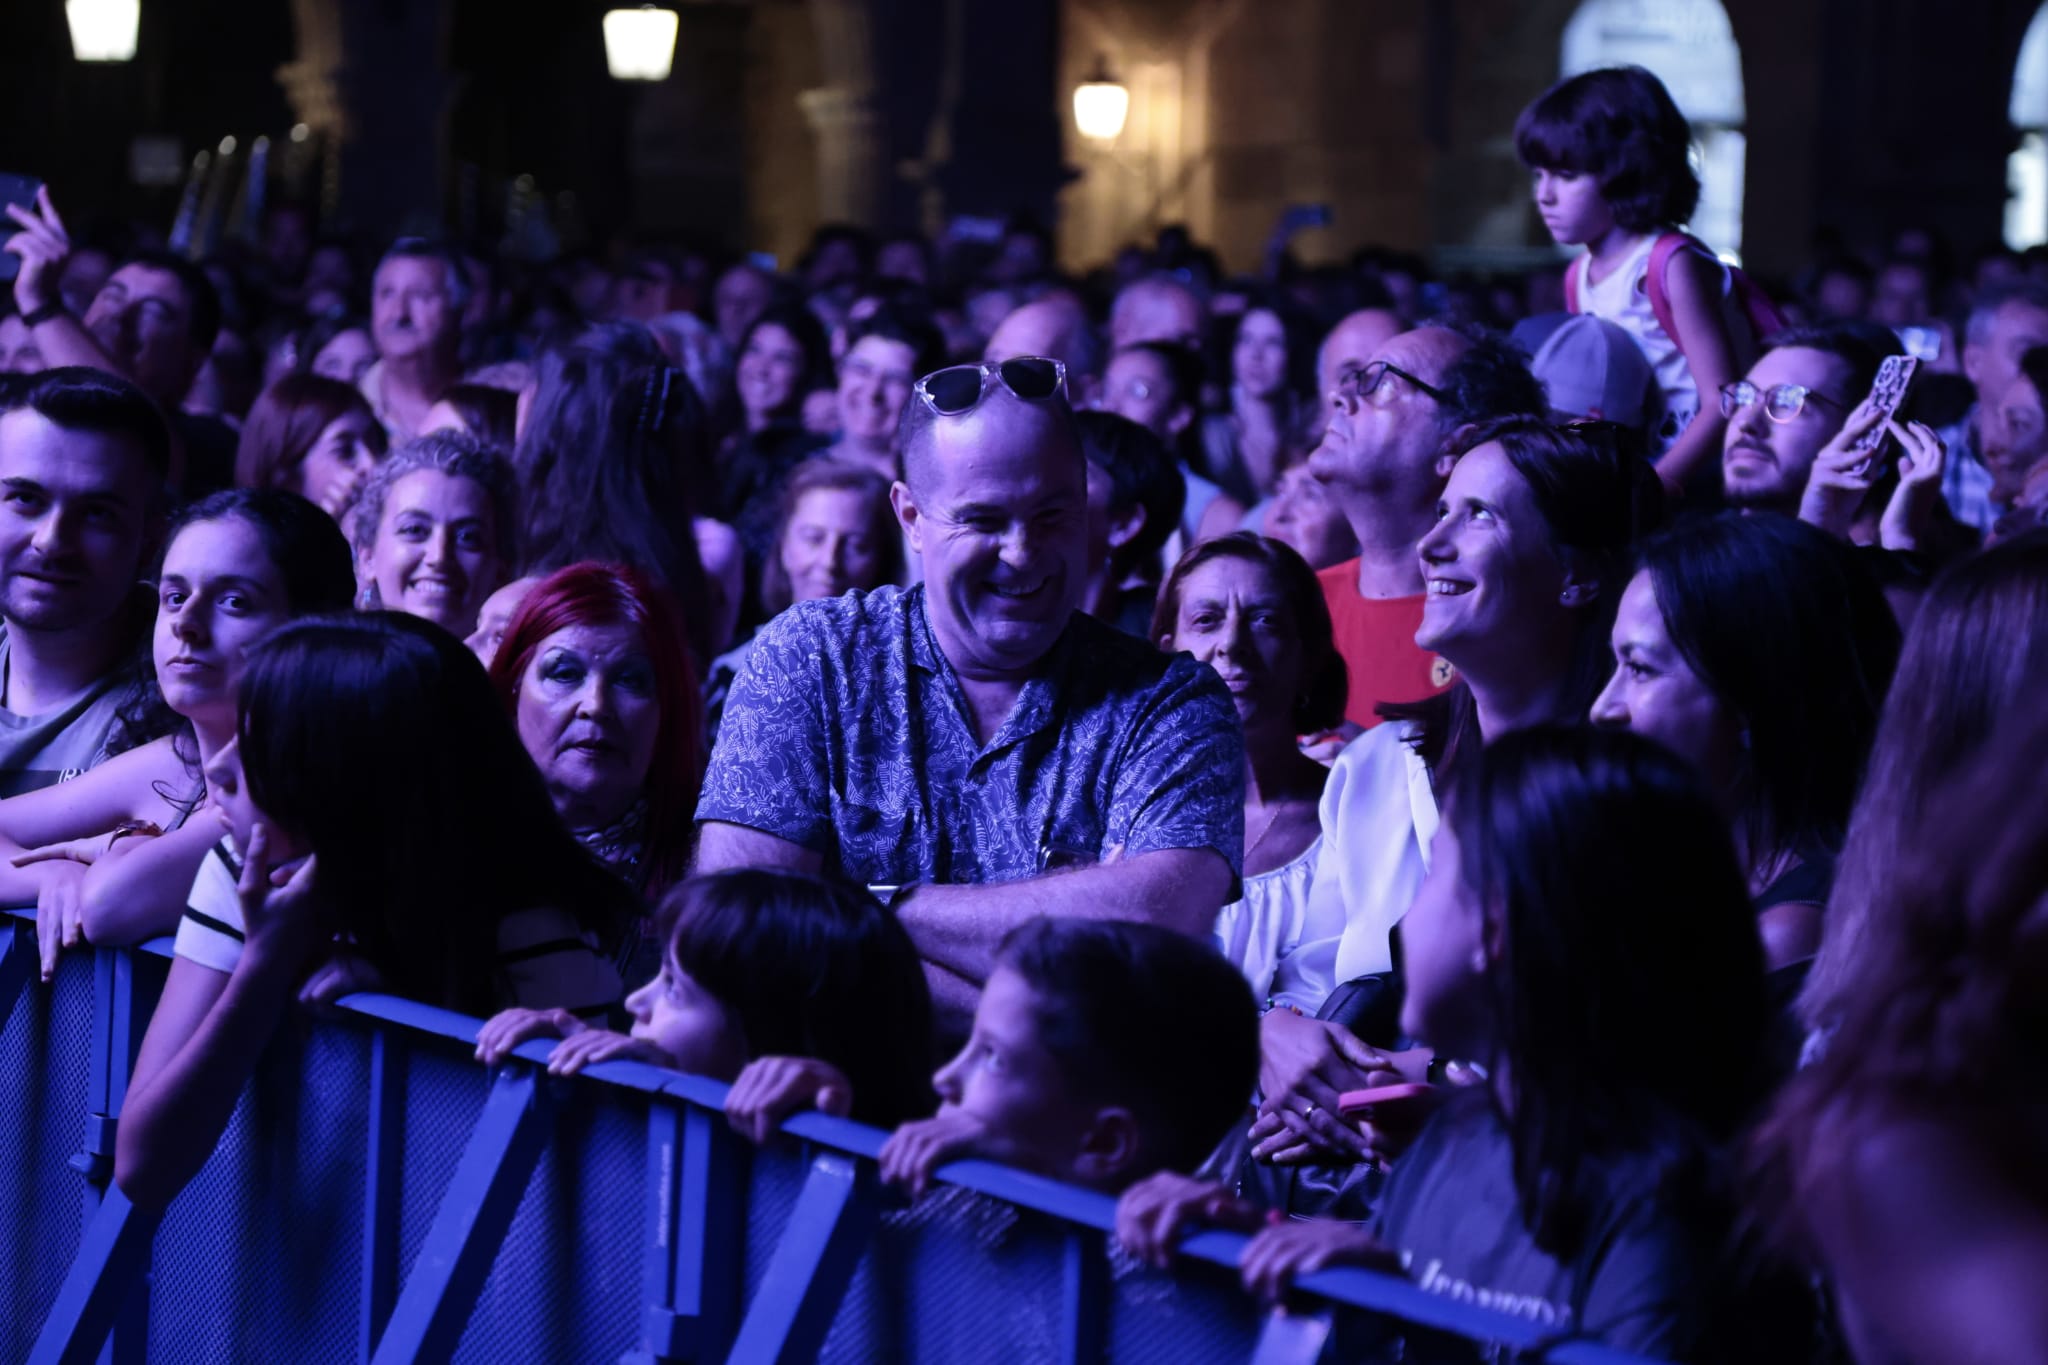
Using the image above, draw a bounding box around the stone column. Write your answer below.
[277,0,457,237]
[801,0,887,227]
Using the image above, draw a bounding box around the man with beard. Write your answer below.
[1721,325,1894,520]
[0,369,165,794]
[696,356,1243,1036]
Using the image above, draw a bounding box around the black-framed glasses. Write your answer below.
[1719,380,1847,423]
[914,356,1068,417]
[1337,359,1446,404]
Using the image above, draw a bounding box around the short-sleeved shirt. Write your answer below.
[696,584,1245,888]
[174,840,622,1019]
[0,629,126,798]
[1317,561,1454,730]
[1373,1093,1737,1360]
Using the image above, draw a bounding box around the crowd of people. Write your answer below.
[1,61,2043,1361]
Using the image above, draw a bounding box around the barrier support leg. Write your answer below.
[1250,1309,1336,1365]
[357,1031,407,1362]
[724,1152,879,1365]
[1060,1227,1108,1365]
[626,1104,743,1364]
[27,1187,161,1365]
[368,1066,552,1365]
[0,918,32,1035]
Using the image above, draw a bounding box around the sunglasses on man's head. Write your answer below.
[914,356,1068,417]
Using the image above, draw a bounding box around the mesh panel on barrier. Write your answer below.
[146,1021,372,1362]
[450,1089,648,1365]
[820,1186,1067,1363]
[394,1041,492,1290]
[1105,1249,1271,1365]
[0,944,94,1361]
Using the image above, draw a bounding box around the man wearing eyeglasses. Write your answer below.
[1307,323,1545,731]
[694,356,1244,1034]
[1720,326,1893,518]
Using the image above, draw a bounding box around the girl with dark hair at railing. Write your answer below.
[114,612,634,1212]
[474,868,936,1136]
[1120,729,1803,1361]
[0,489,355,983]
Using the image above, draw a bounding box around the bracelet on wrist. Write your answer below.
[20,301,65,329]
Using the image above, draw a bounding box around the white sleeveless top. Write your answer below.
[1571,234,1702,453]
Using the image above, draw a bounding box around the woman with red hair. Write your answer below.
[488,564,703,972]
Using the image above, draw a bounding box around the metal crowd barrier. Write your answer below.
[0,911,1663,1364]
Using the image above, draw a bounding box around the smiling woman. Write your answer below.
[349,428,517,636]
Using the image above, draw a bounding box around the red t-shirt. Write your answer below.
[1318,558,1456,729]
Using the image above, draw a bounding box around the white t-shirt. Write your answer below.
[173,839,623,1018]
[1570,234,1739,453]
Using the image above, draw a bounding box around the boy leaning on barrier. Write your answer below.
[729,915,1261,1196]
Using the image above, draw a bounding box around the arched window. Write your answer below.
[2007,4,2048,249]
[1561,0,1746,261]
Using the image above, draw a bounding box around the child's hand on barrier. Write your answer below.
[542,1025,667,1076]
[299,952,387,1012]
[724,1055,854,1144]
[1115,1171,1267,1269]
[878,1107,1015,1199]
[473,1006,587,1065]
[1238,1217,1401,1308]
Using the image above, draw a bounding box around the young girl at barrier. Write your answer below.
[474,867,938,1134]
[0,489,355,983]
[112,611,635,1211]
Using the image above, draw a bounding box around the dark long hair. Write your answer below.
[1754,701,2048,1263]
[1638,513,1898,879]
[1513,66,1702,232]
[1151,531,1347,734]
[488,562,703,898]
[1799,530,2048,1032]
[515,322,717,662]
[107,488,357,760]
[664,869,935,1125]
[233,373,385,492]
[1382,416,1662,786]
[238,613,637,1016]
[1451,726,1769,1254]
[718,303,833,439]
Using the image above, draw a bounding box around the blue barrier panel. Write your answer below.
[0,923,1675,1365]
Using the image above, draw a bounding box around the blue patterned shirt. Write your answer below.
[696,584,1245,887]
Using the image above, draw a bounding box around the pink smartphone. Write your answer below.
[1336,1082,1435,1126]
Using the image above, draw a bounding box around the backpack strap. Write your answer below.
[1563,254,1584,314]
[1642,231,1694,347]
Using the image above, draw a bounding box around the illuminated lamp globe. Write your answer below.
[1073,60,1130,143]
[604,6,680,82]
[67,0,140,63]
